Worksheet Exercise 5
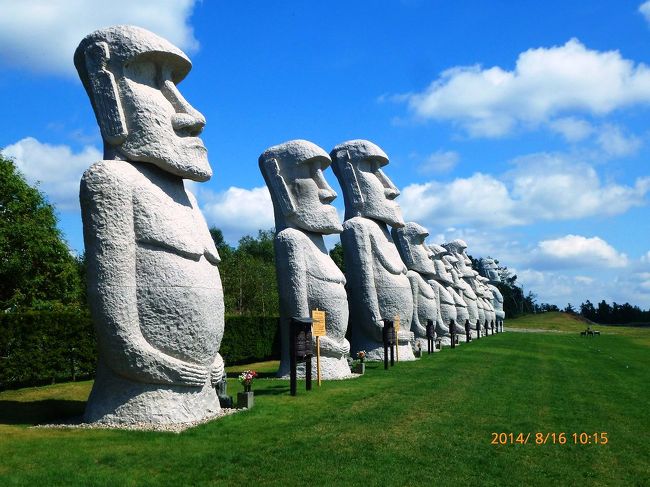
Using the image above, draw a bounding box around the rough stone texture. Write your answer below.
[259,140,351,379]
[76,25,223,425]
[428,245,456,338]
[331,140,415,361]
[479,258,506,322]
[393,222,442,353]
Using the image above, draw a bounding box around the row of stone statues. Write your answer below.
[261,139,505,380]
[75,25,503,426]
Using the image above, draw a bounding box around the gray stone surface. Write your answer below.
[259,140,351,379]
[76,25,224,425]
[479,258,506,322]
[331,140,415,361]
[428,245,456,339]
[393,222,442,353]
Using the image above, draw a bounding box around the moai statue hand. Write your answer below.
[75,25,224,424]
[393,222,443,353]
[330,140,415,361]
[259,140,351,379]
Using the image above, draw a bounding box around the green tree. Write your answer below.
[0,154,83,310]
[210,228,279,316]
[329,241,345,274]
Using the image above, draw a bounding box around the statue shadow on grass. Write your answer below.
[0,399,86,425]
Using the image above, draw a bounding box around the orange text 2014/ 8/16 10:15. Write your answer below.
[490,432,609,445]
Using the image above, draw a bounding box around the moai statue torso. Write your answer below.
[428,245,456,340]
[479,258,506,322]
[259,140,350,379]
[75,25,224,424]
[393,223,443,353]
[331,140,415,361]
[443,255,471,337]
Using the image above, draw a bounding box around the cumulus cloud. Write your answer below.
[2,137,100,210]
[418,150,460,174]
[198,186,275,244]
[548,117,594,142]
[400,152,650,229]
[0,0,199,76]
[595,124,642,157]
[533,235,628,269]
[640,1,650,24]
[398,38,650,137]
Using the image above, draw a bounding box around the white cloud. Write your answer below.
[0,0,199,76]
[595,124,642,157]
[640,1,650,24]
[399,39,650,137]
[533,235,628,269]
[2,137,100,211]
[198,186,275,244]
[400,153,650,229]
[507,153,650,220]
[418,150,460,174]
[548,117,594,142]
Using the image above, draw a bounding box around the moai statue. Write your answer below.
[441,253,472,341]
[330,140,415,361]
[479,258,506,328]
[259,140,351,379]
[392,222,443,353]
[428,245,456,345]
[75,26,224,424]
[478,276,497,331]
[443,240,479,338]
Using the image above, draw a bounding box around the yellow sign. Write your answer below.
[394,315,400,333]
[312,309,326,337]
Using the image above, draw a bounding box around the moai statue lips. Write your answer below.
[331,140,415,361]
[75,25,224,425]
[393,222,441,352]
[259,140,351,380]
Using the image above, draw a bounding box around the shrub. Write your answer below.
[0,310,280,390]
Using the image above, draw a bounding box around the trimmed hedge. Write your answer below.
[220,316,281,365]
[0,309,96,390]
[0,310,280,390]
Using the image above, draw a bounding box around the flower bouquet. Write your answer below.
[238,369,258,393]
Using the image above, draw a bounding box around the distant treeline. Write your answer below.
[535,301,650,325]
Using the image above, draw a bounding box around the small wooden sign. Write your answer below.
[312,310,326,337]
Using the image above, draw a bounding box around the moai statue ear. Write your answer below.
[342,151,364,209]
[84,41,128,145]
[265,158,296,216]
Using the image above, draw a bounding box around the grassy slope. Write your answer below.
[0,324,648,486]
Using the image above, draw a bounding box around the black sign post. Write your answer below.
[426,319,435,355]
[484,320,489,337]
[450,320,456,349]
[465,320,470,342]
[290,317,313,396]
[475,320,480,339]
[491,321,495,335]
[382,319,395,370]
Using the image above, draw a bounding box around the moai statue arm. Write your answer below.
[275,230,311,319]
[407,271,426,338]
[341,220,385,342]
[81,162,209,387]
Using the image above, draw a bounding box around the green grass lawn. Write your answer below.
[1,323,648,486]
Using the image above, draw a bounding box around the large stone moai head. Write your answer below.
[392,222,437,276]
[330,139,404,227]
[75,26,224,426]
[330,140,414,361]
[479,258,500,283]
[259,140,350,379]
[74,25,210,181]
[259,140,342,234]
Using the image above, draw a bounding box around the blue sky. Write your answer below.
[1,0,649,308]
